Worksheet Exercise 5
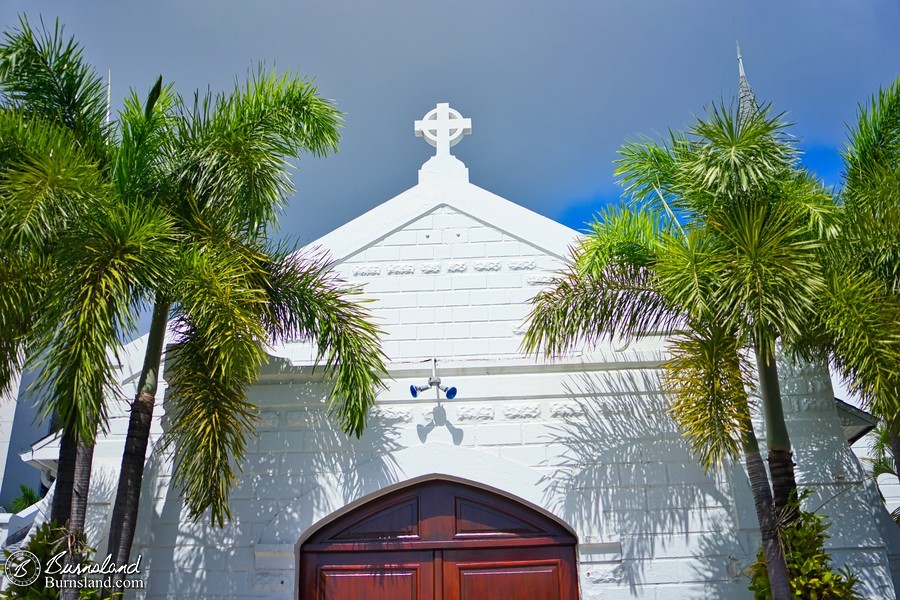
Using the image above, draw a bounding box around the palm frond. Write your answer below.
[843,78,900,195]
[0,253,49,394]
[175,68,341,237]
[708,200,824,357]
[682,101,795,200]
[163,241,271,526]
[841,78,900,293]
[576,203,666,274]
[664,323,753,472]
[780,168,840,240]
[868,456,897,480]
[163,321,261,527]
[0,110,104,251]
[260,245,387,436]
[616,134,682,206]
[814,263,900,418]
[29,202,175,442]
[522,261,679,357]
[114,76,179,203]
[868,420,894,464]
[0,16,109,162]
[171,240,269,380]
[654,226,719,322]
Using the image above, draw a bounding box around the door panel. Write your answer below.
[442,548,576,600]
[301,551,434,600]
[454,563,561,600]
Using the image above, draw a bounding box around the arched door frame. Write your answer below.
[295,473,578,549]
[297,474,580,600]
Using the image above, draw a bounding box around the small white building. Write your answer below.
[8,104,900,599]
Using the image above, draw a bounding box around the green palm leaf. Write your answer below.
[175,68,340,237]
[30,202,174,441]
[0,253,48,394]
[260,246,387,436]
[813,263,900,419]
[0,111,104,252]
[0,17,109,163]
[576,204,666,274]
[523,260,679,357]
[682,101,795,200]
[664,323,753,471]
[114,76,179,203]
[708,200,824,357]
[841,78,900,295]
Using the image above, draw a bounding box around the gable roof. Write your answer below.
[307,162,578,265]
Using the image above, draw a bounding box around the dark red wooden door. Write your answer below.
[443,547,576,600]
[299,478,579,599]
[305,551,434,600]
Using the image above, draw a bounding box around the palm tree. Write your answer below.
[524,80,900,598]
[523,202,794,596]
[832,78,900,472]
[1,22,389,596]
[0,22,178,599]
[0,17,145,535]
[100,61,388,591]
[616,100,836,516]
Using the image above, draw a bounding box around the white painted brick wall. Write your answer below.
[332,206,562,360]
[125,359,898,600]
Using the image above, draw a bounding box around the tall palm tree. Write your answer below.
[0,22,179,599]
[0,18,152,535]
[0,110,108,530]
[523,203,794,596]
[614,100,836,516]
[831,78,900,471]
[524,82,899,598]
[99,61,387,591]
[0,23,389,598]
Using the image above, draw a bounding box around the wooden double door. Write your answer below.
[299,479,579,599]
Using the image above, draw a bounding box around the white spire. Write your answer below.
[736,42,757,122]
[106,68,111,126]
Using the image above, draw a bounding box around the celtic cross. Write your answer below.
[414,103,472,158]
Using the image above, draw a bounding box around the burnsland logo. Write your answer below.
[43,551,142,577]
[5,551,144,591]
[5,550,41,587]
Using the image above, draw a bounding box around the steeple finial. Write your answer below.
[414,103,471,183]
[736,41,757,123]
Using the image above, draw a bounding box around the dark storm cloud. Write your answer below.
[3,1,898,238]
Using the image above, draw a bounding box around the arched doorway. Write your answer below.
[299,477,579,599]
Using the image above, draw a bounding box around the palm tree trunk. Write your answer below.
[755,342,797,522]
[62,435,95,600]
[105,298,169,593]
[889,424,900,487]
[50,427,77,525]
[69,436,95,533]
[742,417,790,600]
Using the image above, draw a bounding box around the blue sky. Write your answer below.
[3,1,898,240]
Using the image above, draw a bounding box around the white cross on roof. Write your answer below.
[415,103,472,157]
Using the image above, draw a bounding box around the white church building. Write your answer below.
[4,104,900,598]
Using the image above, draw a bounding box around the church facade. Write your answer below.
[12,104,900,598]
